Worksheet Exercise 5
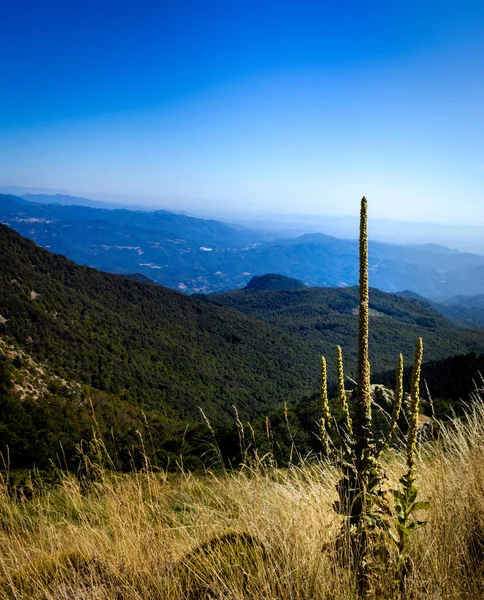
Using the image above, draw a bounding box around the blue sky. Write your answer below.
[1,0,483,224]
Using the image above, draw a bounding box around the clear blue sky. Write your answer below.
[1,0,483,224]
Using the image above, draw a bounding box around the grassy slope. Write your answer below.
[0,401,483,599]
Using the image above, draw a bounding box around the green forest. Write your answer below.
[1,224,484,473]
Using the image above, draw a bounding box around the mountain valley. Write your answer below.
[2,193,484,298]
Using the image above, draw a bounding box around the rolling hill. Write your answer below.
[398,291,484,329]
[244,273,307,291]
[203,281,484,378]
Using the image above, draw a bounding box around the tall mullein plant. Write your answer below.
[355,197,373,458]
[354,198,382,538]
[331,198,383,588]
[320,198,428,595]
[346,198,381,581]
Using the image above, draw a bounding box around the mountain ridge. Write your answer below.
[202,280,484,378]
[2,193,484,298]
[398,290,484,329]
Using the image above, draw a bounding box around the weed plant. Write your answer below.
[320,198,429,596]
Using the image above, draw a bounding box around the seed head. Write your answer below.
[320,417,331,457]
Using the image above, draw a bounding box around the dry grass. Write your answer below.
[0,403,483,599]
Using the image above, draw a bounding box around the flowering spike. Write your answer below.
[320,417,331,457]
[336,346,353,436]
[407,338,423,477]
[357,197,372,425]
[320,356,332,429]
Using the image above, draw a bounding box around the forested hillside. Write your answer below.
[2,223,484,418]
[398,290,484,329]
[244,273,307,291]
[0,224,318,420]
[204,283,484,376]
[439,293,484,328]
[2,226,484,471]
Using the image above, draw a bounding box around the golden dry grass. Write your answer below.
[0,402,483,599]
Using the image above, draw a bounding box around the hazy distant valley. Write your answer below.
[2,193,484,302]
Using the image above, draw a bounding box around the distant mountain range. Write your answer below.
[1,193,484,299]
[3,186,484,254]
[0,187,154,211]
[21,193,133,210]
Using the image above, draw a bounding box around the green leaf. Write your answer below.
[396,522,413,537]
[406,521,427,533]
[407,486,418,504]
[410,501,430,513]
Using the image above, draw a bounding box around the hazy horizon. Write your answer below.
[2,184,484,229]
[1,1,483,225]
[2,185,484,255]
